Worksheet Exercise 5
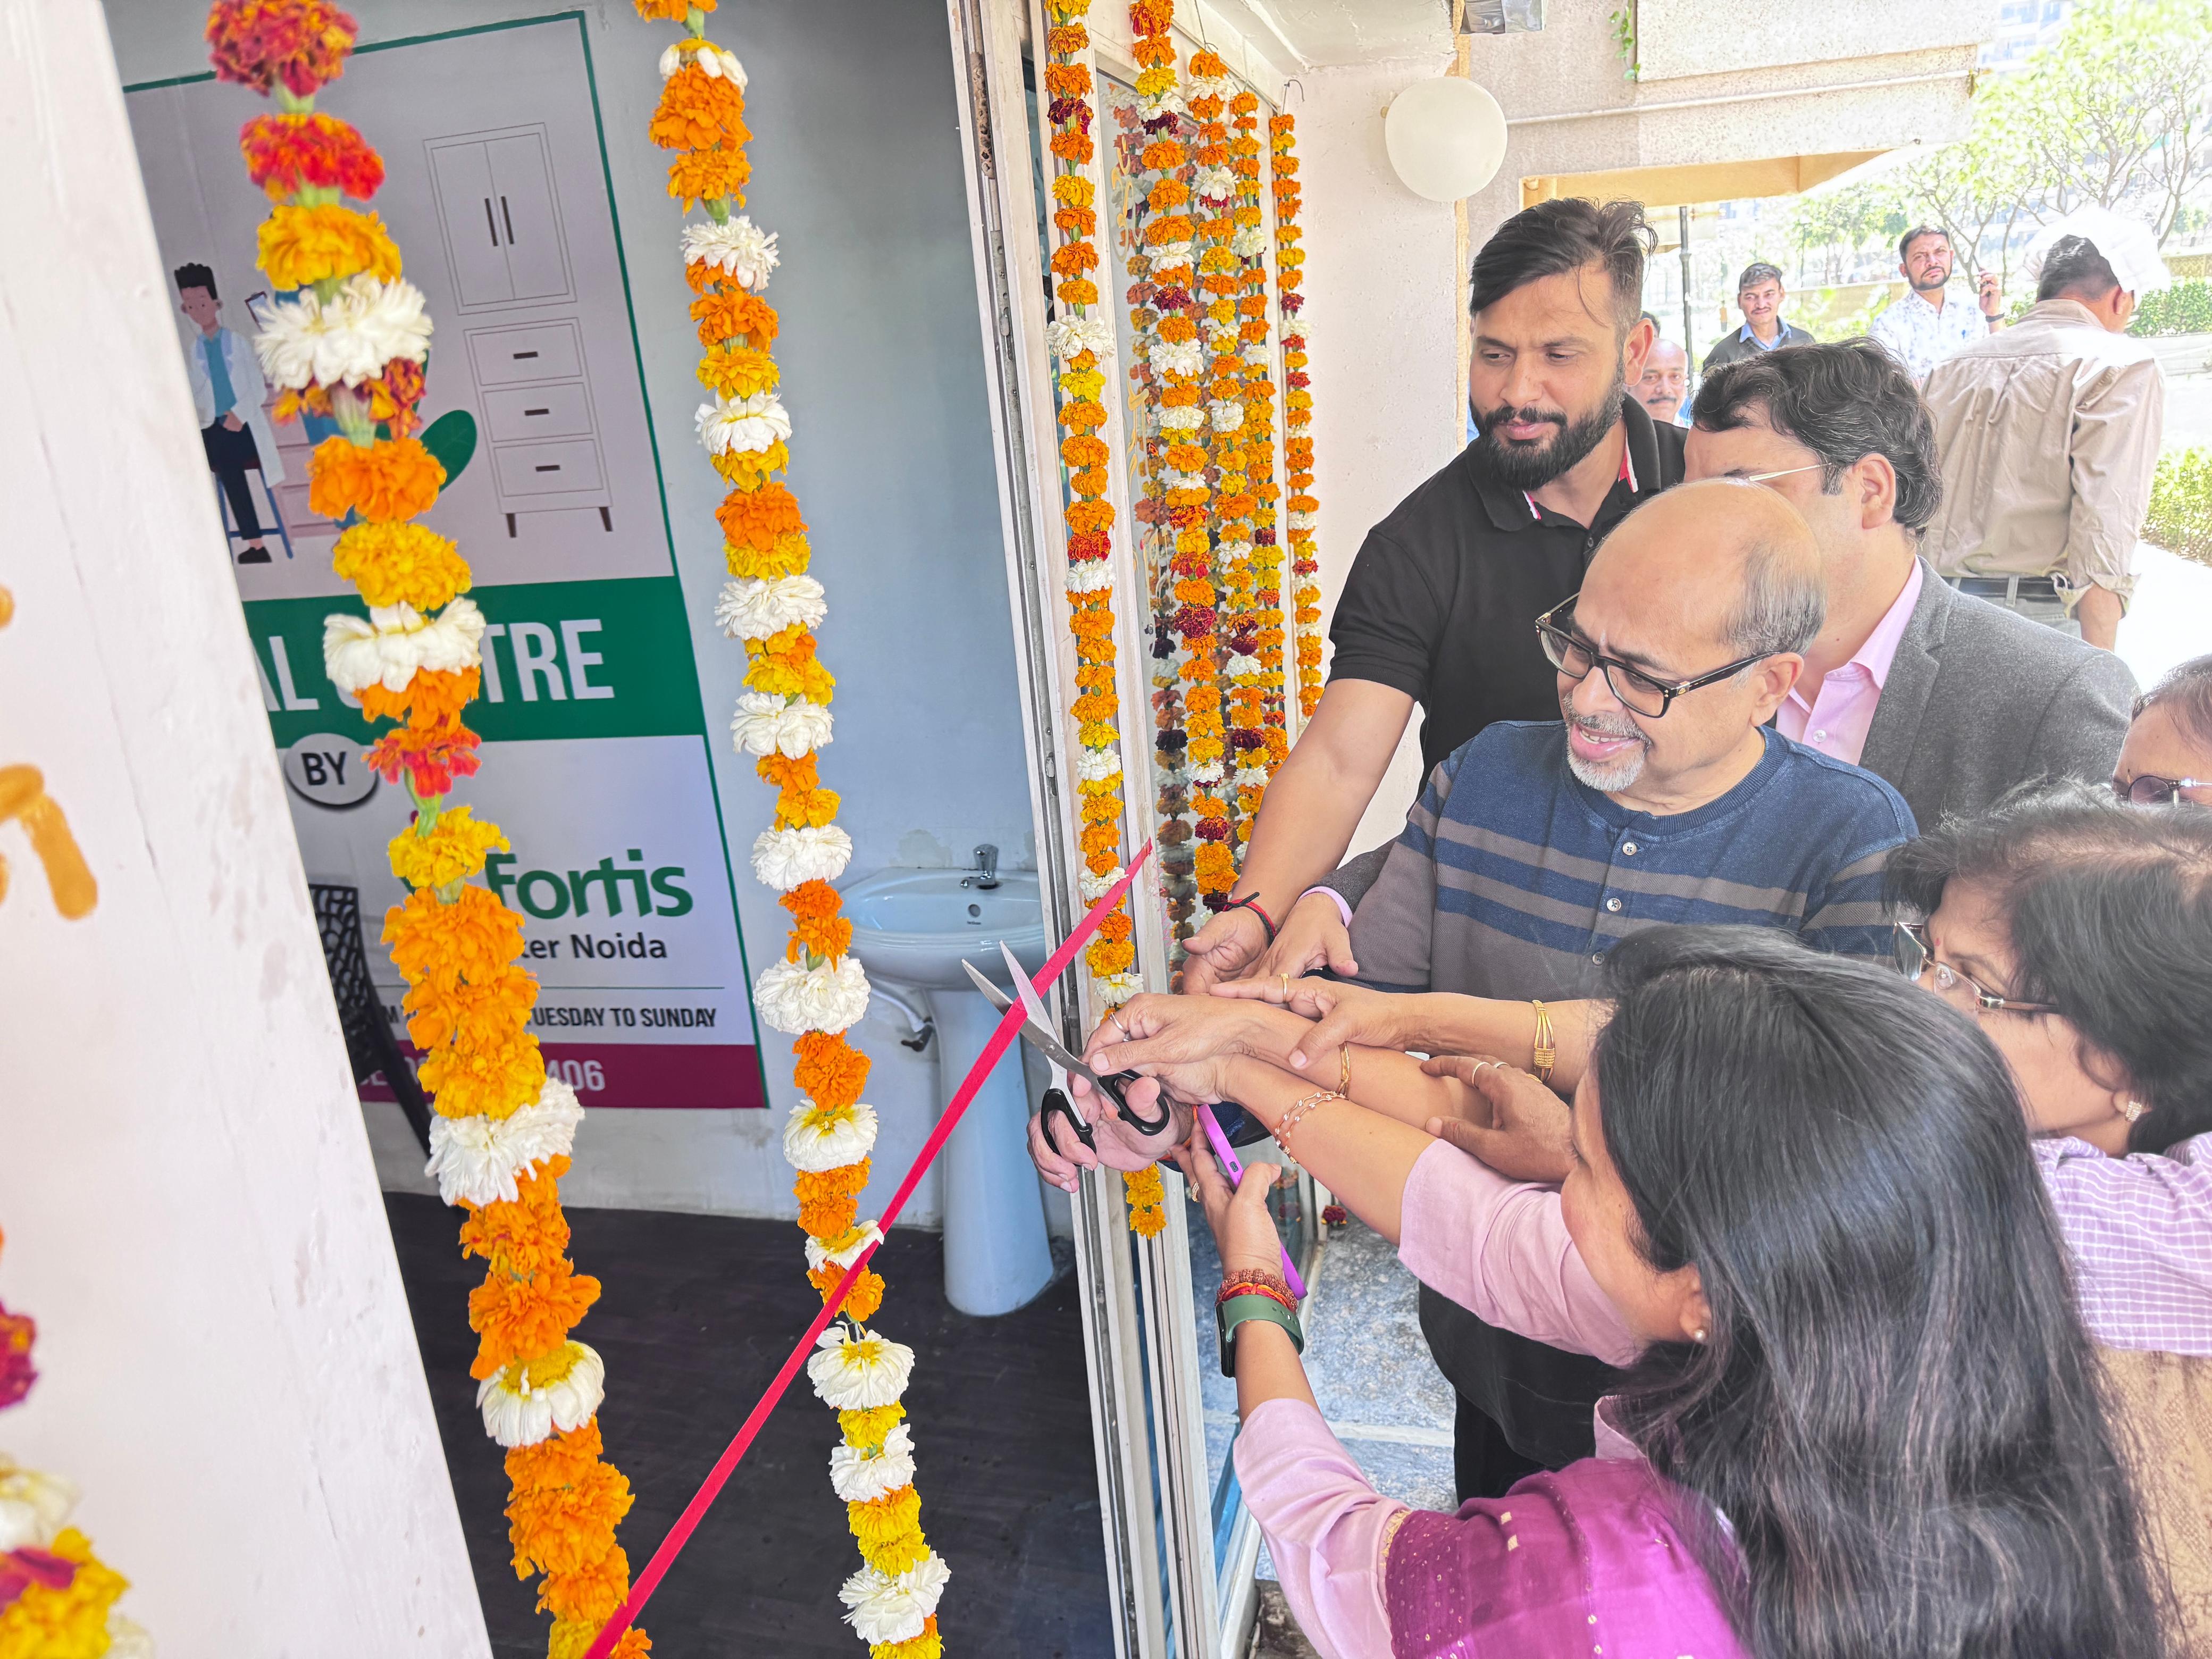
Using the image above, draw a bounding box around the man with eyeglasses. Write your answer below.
[1252,479,1916,1500]
[1680,340,2134,828]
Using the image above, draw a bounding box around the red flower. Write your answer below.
[207,0,358,99]
[364,720,482,798]
[0,1301,35,1411]
[240,112,384,200]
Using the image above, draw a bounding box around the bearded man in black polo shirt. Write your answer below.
[1182,198,1685,993]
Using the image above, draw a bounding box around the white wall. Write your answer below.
[100,0,1041,1227]
[1294,58,1464,854]
[0,2,488,1650]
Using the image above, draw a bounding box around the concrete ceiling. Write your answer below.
[1213,0,1454,69]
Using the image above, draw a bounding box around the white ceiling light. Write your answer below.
[1384,77,1507,202]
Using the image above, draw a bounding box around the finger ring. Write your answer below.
[1279,973,1291,999]
[1109,1010,1130,1038]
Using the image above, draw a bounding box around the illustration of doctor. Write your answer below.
[175,261,286,565]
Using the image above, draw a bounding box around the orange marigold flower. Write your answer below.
[667,146,751,211]
[1046,24,1088,53]
[799,1191,861,1241]
[650,63,750,153]
[356,664,480,727]
[364,714,480,797]
[207,0,356,98]
[717,480,807,550]
[384,881,527,994]
[794,1031,870,1108]
[691,285,781,348]
[632,0,709,15]
[814,1263,886,1321]
[1056,278,1100,306]
[744,625,836,703]
[257,202,400,289]
[240,112,384,201]
[421,1030,548,1123]
[1124,1166,1167,1237]
[795,1160,871,1207]
[309,434,445,524]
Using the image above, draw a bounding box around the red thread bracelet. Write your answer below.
[1224,892,1277,942]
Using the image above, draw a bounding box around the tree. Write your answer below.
[2006,0,2212,242]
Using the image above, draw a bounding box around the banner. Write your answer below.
[125,16,765,1109]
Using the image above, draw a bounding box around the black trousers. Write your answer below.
[202,419,265,539]
[1454,1392,1547,1502]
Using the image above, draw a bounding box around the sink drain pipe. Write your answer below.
[872,984,935,1051]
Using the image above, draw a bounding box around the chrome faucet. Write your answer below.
[960,843,1000,890]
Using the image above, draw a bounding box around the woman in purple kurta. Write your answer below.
[1147,926,2166,1659]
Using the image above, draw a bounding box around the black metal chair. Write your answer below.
[310,882,433,1154]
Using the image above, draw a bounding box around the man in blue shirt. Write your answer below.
[1700,261,1814,372]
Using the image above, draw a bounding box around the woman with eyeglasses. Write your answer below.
[2116,653,2212,807]
[1095,926,2166,1658]
[1887,782,2212,1646]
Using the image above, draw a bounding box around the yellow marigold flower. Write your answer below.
[726,530,811,580]
[0,1527,127,1655]
[333,521,471,610]
[1051,173,1095,207]
[1124,1166,1167,1237]
[841,1402,907,1448]
[698,345,780,398]
[388,803,509,891]
[711,439,790,489]
[257,202,401,289]
[848,1484,924,1551]
[859,1529,935,1577]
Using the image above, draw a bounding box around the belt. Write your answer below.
[1952,575,2062,601]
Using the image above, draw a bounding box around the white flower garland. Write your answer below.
[783,1099,880,1172]
[808,1324,916,1411]
[730,691,834,759]
[322,597,484,693]
[717,573,827,640]
[696,389,792,455]
[254,272,432,391]
[681,216,778,290]
[750,823,854,890]
[838,1553,951,1646]
[422,1077,584,1206]
[475,1340,606,1448]
[754,954,872,1035]
[828,1422,917,1505]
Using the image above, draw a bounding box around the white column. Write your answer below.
[0,1,490,1651]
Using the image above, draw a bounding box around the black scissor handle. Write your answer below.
[1092,1068,1176,1136]
[1038,1086,1096,1155]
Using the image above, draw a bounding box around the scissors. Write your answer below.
[967,944,1305,1298]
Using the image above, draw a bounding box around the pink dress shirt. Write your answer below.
[1774,560,1922,764]
[2035,1132,2212,1355]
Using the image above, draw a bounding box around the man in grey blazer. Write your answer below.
[1680,341,2133,829]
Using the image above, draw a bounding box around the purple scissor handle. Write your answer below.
[1196,1104,1306,1300]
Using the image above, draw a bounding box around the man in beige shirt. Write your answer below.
[1921,210,2167,650]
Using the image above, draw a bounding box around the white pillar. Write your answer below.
[0,1,490,1651]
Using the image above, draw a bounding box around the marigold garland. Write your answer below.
[1116,2,1200,952]
[0,1229,148,1655]
[1270,114,1323,720]
[635,8,951,1648]
[207,9,645,1654]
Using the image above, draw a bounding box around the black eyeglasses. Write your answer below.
[2113,773,2211,806]
[1891,921,2059,1016]
[1534,596,1779,719]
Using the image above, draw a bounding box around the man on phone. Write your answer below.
[1868,227,2004,383]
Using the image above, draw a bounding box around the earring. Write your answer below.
[2123,1099,2148,1123]
[1692,1329,1707,1344]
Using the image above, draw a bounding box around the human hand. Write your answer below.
[1028,1072,1196,1192]
[1233,891,1359,987]
[221,412,244,431]
[1173,1126,1286,1280]
[1977,270,2002,316]
[1083,991,1261,1084]
[1179,904,1270,995]
[1419,1055,1572,1184]
[1213,974,1413,1073]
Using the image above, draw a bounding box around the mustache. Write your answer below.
[1567,709,1644,742]
[1482,403,1568,438]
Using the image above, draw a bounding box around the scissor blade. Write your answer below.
[1000,940,1057,1030]
[960,958,1017,1013]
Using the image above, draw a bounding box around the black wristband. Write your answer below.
[1221,892,1277,943]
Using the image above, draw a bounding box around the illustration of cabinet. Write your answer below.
[426,128,572,309]
[465,320,611,534]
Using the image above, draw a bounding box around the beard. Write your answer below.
[1908,264,1950,292]
[1473,364,1627,492]
[1562,701,1651,792]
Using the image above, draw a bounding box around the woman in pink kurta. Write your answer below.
[1133,926,2167,1659]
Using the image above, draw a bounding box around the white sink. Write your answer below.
[843,867,1046,990]
[840,865,1053,1317]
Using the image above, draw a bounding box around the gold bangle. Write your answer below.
[1530,1000,1555,1084]
[1337,1042,1352,1096]
[1272,1088,1343,1155]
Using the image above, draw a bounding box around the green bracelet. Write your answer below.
[1217,1293,1304,1377]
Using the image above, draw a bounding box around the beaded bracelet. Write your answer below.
[1219,1264,1294,1303]
[1218,1279,1296,1313]
[1273,1087,1343,1154]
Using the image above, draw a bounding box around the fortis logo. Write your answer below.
[485,848,693,919]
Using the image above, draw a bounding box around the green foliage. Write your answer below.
[2130,279,2212,336]
[1608,4,1637,81]
[2146,447,2212,567]
[1784,0,2212,303]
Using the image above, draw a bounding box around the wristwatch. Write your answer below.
[1217,1293,1304,1377]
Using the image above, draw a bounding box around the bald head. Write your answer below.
[1583,479,1825,668]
